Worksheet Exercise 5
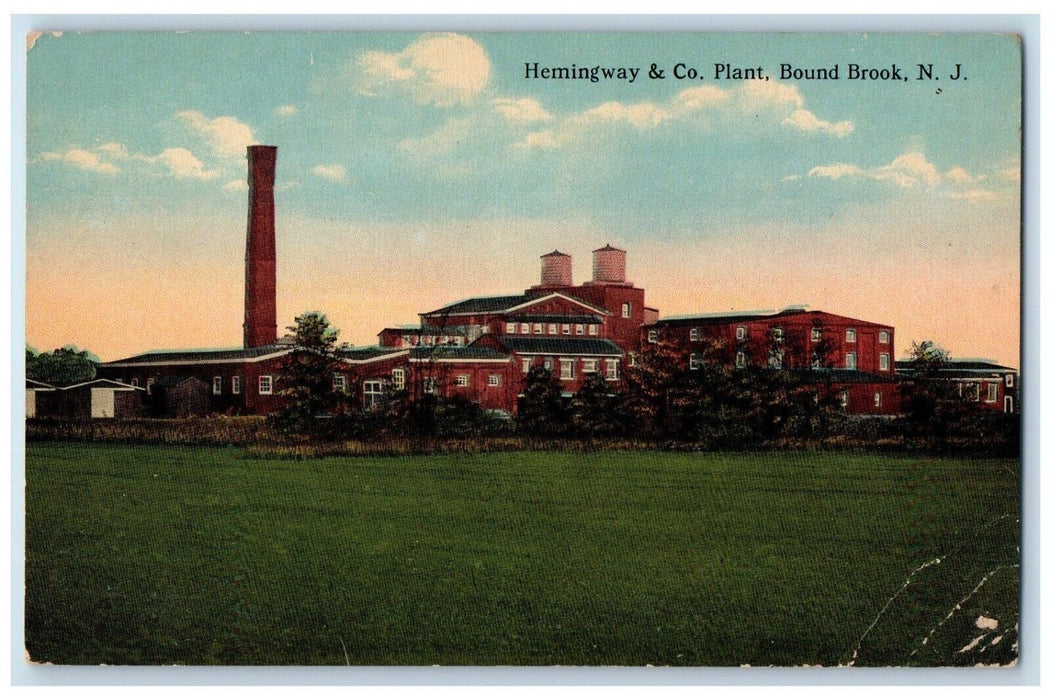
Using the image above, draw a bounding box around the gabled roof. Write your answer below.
[26,379,56,389]
[896,360,1017,375]
[653,308,890,329]
[422,291,608,318]
[496,337,625,357]
[506,314,603,325]
[409,346,510,362]
[336,347,409,363]
[61,378,144,391]
[103,343,292,366]
[152,375,209,388]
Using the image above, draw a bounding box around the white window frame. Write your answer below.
[333,374,347,393]
[576,324,585,335]
[562,324,571,335]
[559,358,575,380]
[392,368,406,390]
[987,383,998,403]
[628,352,639,368]
[213,376,222,395]
[845,352,857,370]
[533,323,543,335]
[771,327,784,342]
[543,358,554,371]
[522,356,533,373]
[232,376,242,395]
[488,374,501,387]
[606,358,620,381]
[840,390,849,408]
[689,353,701,370]
[588,324,598,336]
[879,330,890,344]
[846,328,857,343]
[879,353,890,371]
[259,375,273,395]
[363,379,386,409]
[622,302,632,318]
[549,323,558,335]
[582,358,598,374]
[1006,374,1015,388]
[648,329,658,344]
[811,328,822,342]
[455,374,470,387]
[736,326,747,341]
[874,392,882,408]
[735,351,747,368]
[422,377,437,394]
[520,323,529,335]
[690,328,700,342]
[507,322,517,334]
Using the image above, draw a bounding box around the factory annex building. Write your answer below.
[91,146,1011,419]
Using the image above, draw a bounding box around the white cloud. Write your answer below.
[275,104,299,116]
[312,164,346,181]
[675,86,730,112]
[150,147,220,180]
[808,163,862,180]
[37,148,120,174]
[998,165,1021,182]
[736,80,805,110]
[781,174,802,182]
[516,130,559,150]
[357,33,490,107]
[97,142,130,159]
[782,109,854,137]
[577,101,669,130]
[493,97,552,123]
[945,166,985,184]
[223,180,249,192]
[176,110,256,158]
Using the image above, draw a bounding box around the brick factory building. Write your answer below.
[90,145,1016,419]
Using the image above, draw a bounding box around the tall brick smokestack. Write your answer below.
[243,145,278,349]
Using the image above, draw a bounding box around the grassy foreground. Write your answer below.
[25,443,1019,666]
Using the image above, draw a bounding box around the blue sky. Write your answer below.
[26,31,1021,365]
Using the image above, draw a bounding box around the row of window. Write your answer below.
[506,321,600,337]
[522,356,620,381]
[124,375,275,395]
[671,327,893,344]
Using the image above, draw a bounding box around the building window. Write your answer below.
[455,374,470,387]
[879,330,890,344]
[960,382,980,402]
[874,392,882,408]
[549,323,558,335]
[589,324,598,336]
[689,353,701,370]
[232,376,242,394]
[771,327,784,343]
[391,368,406,391]
[987,383,998,403]
[576,324,585,335]
[810,352,822,370]
[363,380,385,409]
[690,328,700,342]
[147,377,156,394]
[582,358,598,374]
[846,328,857,343]
[559,358,575,380]
[522,356,533,373]
[507,322,517,334]
[735,351,746,368]
[845,352,857,370]
[840,390,849,408]
[811,328,822,342]
[736,326,747,341]
[1006,374,1015,388]
[768,351,783,370]
[259,375,273,395]
[628,352,639,368]
[533,323,543,335]
[622,302,632,318]
[422,377,437,394]
[213,376,223,395]
[488,374,501,387]
[879,353,890,371]
[543,358,554,371]
[562,324,571,335]
[520,323,529,335]
[606,359,620,381]
[648,329,658,344]
[333,374,347,393]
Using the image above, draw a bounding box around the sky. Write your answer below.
[24,31,1021,367]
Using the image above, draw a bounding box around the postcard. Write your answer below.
[23,29,1022,670]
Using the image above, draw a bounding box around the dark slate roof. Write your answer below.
[337,347,406,362]
[594,243,624,252]
[423,291,607,316]
[409,346,510,361]
[653,309,807,327]
[896,360,1017,375]
[541,249,571,258]
[497,337,624,356]
[153,375,208,388]
[506,314,603,324]
[103,343,291,365]
[783,369,898,384]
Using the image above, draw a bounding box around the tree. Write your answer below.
[516,366,570,437]
[26,345,97,386]
[900,340,965,446]
[269,312,349,437]
[569,373,624,438]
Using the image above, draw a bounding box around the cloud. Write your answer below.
[97,142,130,159]
[945,166,985,184]
[782,108,854,137]
[176,110,256,158]
[492,97,551,123]
[780,174,802,182]
[736,80,805,110]
[148,147,220,180]
[949,189,1003,203]
[223,180,249,192]
[998,164,1021,182]
[38,148,120,174]
[312,164,346,181]
[675,86,730,112]
[517,130,559,150]
[275,104,299,116]
[357,33,490,107]
[577,101,669,130]
[808,163,862,180]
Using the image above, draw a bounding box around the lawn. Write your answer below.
[24,443,1020,666]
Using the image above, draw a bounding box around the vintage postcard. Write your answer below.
[23,30,1022,670]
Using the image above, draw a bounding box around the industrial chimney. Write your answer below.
[538,250,573,288]
[243,145,278,349]
[591,244,627,284]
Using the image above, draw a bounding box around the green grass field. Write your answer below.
[24,443,1020,666]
